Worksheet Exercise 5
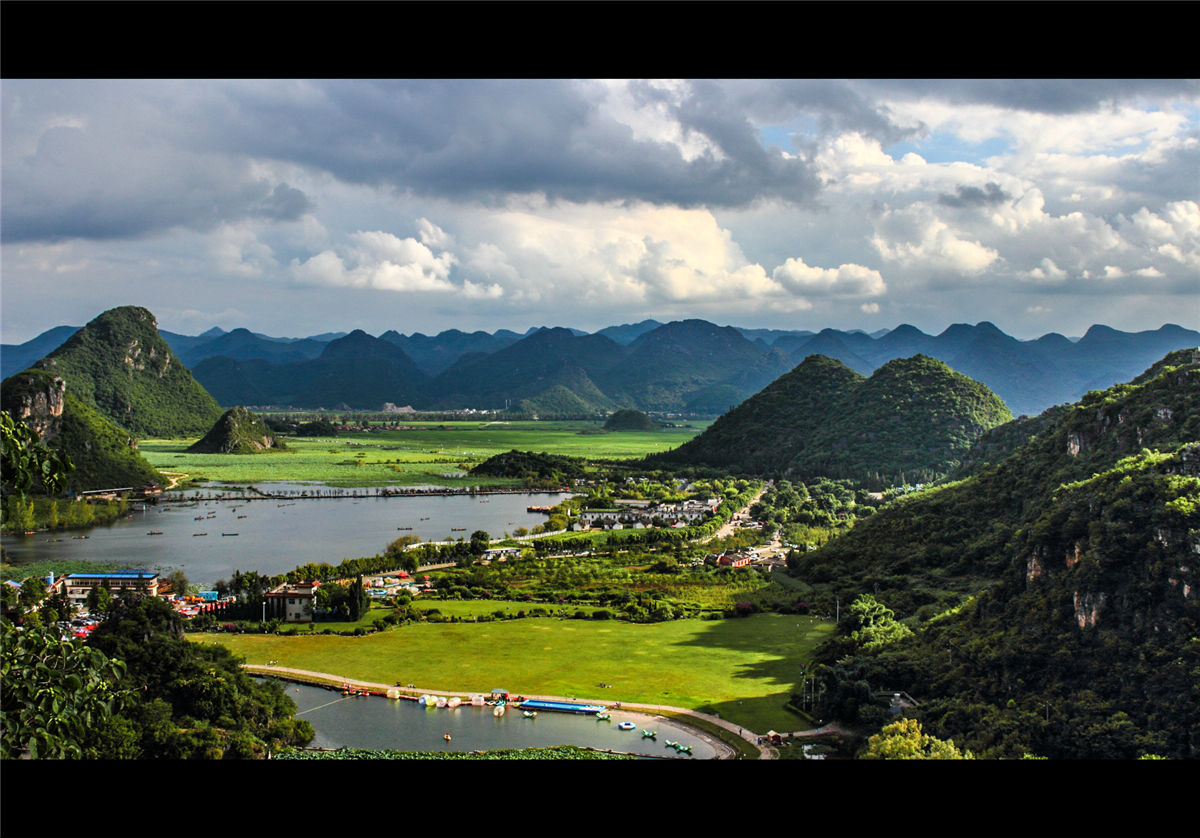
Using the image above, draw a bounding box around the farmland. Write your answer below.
[139,420,709,488]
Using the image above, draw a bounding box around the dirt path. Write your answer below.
[158,471,189,490]
[245,664,779,759]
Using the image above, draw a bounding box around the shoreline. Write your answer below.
[246,664,768,759]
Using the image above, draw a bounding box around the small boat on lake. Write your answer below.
[642,730,657,739]
[221,533,239,536]
[595,712,610,721]
[193,532,206,537]
[523,710,537,718]
[447,696,461,708]
[147,531,163,535]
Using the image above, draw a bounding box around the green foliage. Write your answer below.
[2,369,166,493]
[1,411,73,502]
[85,596,313,758]
[860,718,973,760]
[603,409,656,431]
[187,406,286,454]
[655,354,1012,486]
[0,621,132,758]
[33,305,223,438]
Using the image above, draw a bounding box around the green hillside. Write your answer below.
[655,354,1012,486]
[802,348,1200,758]
[1,369,165,492]
[187,406,287,454]
[33,306,223,438]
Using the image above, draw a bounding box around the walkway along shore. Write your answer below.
[243,665,843,759]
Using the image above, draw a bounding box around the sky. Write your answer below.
[2,78,1198,344]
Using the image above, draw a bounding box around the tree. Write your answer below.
[0,621,132,758]
[1,411,74,509]
[860,718,973,760]
[167,569,189,599]
[86,584,114,616]
[469,530,490,555]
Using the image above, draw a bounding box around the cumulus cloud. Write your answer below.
[772,257,886,297]
[289,229,480,296]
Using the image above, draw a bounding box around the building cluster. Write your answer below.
[573,497,721,530]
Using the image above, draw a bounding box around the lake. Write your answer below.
[0,485,573,587]
[277,679,719,759]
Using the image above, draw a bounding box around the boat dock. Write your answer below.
[518,699,606,715]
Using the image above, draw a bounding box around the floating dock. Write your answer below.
[518,699,606,715]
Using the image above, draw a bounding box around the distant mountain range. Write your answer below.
[4,317,1197,417]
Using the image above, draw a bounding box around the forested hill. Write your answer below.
[31,306,223,438]
[1,369,165,492]
[187,406,286,454]
[802,348,1200,759]
[652,354,1012,486]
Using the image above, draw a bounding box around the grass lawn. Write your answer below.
[142,420,708,488]
[196,611,832,733]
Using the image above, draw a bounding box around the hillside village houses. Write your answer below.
[574,496,721,530]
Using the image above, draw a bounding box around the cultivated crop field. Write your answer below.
[199,610,831,732]
[140,420,708,488]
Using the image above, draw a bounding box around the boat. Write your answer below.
[447,696,461,708]
[193,532,206,537]
[147,530,163,535]
[676,744,693,754]
[221,532,239,536]
[418,694,433,706]
[435,696,448,708]
[641,730,657,739]
[237,514,247,519]
[618,721,636,731]
[443,734,452,742]
[522,710,537,718]
[493,705,505,717]
[595,712,610,721]
[665,739,677,748]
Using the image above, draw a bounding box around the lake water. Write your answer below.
[278,680,717,759]
[0,486,572,587]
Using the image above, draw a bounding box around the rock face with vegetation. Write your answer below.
[804,347,1200,759]
[1,369,165,492]
[655,354,1012,486]
[31,306,223,438]
[187,406,286,454]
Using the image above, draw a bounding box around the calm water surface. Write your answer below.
[1,485,572,587]
[278,680,716,759]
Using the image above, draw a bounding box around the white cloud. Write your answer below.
[772,256,886,297]
[871,205,999,275]
[289,229,464,294]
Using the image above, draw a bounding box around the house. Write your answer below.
[57,570,160,609]
[716,551,752,568]
[264,581,320,622]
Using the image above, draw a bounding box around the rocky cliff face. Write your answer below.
[5,373,67,441]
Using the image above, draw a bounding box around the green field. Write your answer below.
[199,610,831,733]
[141,420,708,488]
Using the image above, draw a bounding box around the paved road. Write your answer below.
[244,664,811,759]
